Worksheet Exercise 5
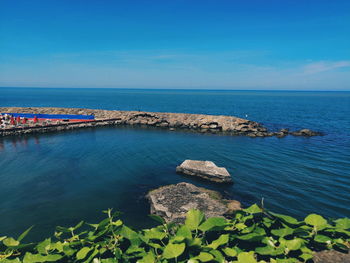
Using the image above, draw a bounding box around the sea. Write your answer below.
[0,87,349,241]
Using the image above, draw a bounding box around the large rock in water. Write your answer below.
[313,250,350,263]
[146,182,241,223]
[176,160,233,183]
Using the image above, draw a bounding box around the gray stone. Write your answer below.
[313,250,350,263]
[176,160,233,184]
[146,182,241,223]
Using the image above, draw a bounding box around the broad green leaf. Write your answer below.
[241,225,255,234]
[51,241,64,252]
[187,237,202,247]
[172,235,185,243]
[119,225,141,246]
[275,259,298,263]
[335,218,350,230]
[195,252,214,262]
[17,226,34,242]
[244,204,261,214]
[176,225,192,239]
[185,210,205,230]
[210,250,225,263]
[262,218,273,228]
[222,247,237,257]
[97,218,110,230]
[237,233,264,242]
[126,246,145,255]
[304,214,327,227]
[269,212,300,225]
[162,243,186,259]
[240,215,254,223]
[112,219,123,226]
[76,247,92,260]
[23,252,62,263]
[271,227,294,237]
[254,227,266,235]
[285,238,303,251]
[198,217,226,232]
[207,234,229,249]
[314,235,332,243]
[45,254,63,262]
[3,237,20,247]
[237,252,257,263]
[255,246,275,255]
[63,244,76,256]
[137,251,156,263]
[143,228,166,240]
[36,238,51,254]
[235,223,247,230]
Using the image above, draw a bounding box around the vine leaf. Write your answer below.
[185,210,205,230]
[162,243,186,259]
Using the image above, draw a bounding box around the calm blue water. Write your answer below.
[0,88,349,240]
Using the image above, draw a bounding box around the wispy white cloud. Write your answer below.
[303,61,350,75]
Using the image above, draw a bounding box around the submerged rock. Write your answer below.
[146,182,241,223]
[176,160,233,184]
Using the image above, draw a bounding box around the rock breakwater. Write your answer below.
[0,107,322,138]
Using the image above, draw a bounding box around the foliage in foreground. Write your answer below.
[1,204,349,263]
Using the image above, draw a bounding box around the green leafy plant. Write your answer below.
[0,205,349,263]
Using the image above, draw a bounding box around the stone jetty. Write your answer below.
[146,182,241,223]
[176,160,233,184]
[0,107,322,138]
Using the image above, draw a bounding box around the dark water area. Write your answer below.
[0,88,349,241]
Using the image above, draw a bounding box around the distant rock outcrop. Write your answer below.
[176,160,233,184]
[291,129,323,137]
[146,182,241,223]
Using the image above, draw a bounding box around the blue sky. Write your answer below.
[0,0,349,90]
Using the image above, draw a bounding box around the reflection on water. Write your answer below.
[0,136,40,151]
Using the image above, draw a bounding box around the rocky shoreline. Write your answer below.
[0,107,322,138]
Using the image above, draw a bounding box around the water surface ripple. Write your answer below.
[0,88,349,240]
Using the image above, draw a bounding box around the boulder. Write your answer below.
[176,160,233,184]
[313,250,350,263]
[146,182,241,223]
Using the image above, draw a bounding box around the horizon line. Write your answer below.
[0,86,349,92]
